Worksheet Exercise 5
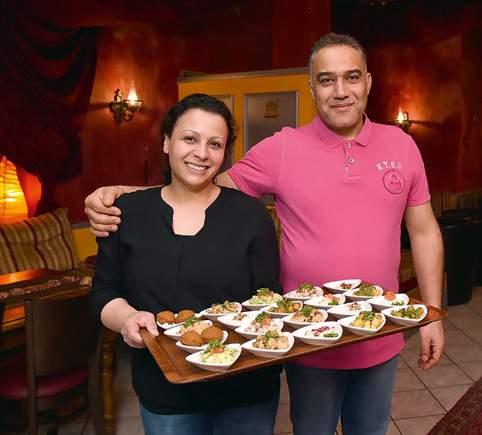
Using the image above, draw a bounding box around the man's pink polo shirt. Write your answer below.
[228,115,430,369]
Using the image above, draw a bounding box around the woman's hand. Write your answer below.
[120,310,159,348]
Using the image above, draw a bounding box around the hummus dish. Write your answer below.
[199,340,240,364]
[248,288,283,305]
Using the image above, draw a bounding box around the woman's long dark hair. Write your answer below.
[161,93,237,184]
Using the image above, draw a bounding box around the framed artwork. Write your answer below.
[244,91,298,153]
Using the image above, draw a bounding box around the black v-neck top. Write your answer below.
[91,187,282,414]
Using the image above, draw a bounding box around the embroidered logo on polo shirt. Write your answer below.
[383,170,405,194]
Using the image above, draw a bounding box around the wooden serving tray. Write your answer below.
[141,298,447,384]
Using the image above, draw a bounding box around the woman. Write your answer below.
[90,94,281,435]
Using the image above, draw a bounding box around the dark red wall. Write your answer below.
[52,1,276,221]
[334,0,482,193]
[13,1,482,221]
[51,0,332,221]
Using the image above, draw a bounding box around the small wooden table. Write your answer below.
[0,269,117,435]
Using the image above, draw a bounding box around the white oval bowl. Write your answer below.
[327,301,372,319]
[199,302,242,321]
[337,313,386,336]
[241,332,294,359]
[284,286,324,301]
[367,293,410,310]
[185,343,242,372]
[282,309,328,329]
[344,285,384,301]
[164,320,213,341]
[292,321,343,346]
[156,313,201,330]
[322,279,362,293]
[235,319,284,339]
[175,330,229,354]
[382,304,428,326]
[305,294,346,309]
[217,310,262,329]
[260,301,304,318]
[241,300,272,311]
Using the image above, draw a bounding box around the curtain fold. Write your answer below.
[0,0,98,193]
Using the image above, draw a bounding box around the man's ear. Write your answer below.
[308,80,315,100]
[163,135,169,154]
[366,72,372,95]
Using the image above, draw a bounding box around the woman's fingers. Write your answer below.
[121,312,158,348]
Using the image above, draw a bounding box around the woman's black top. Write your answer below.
[90,187,282,414]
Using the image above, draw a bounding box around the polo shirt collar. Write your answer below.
[313,114,372,148]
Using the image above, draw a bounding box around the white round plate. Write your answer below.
[175,330,229,354]
[260,301,303,318]
[164,320,213,341]
[185,343,241,372]
[344,285,384,301]
[322,279,362,293]
[327,301,372,319]
[241,332,294,359]
[382,304,428,326]
[235,318,284,339]
[282,309,328,329]
[337,313,386,336]
[367,293,410,310]
[292,321,343,346]
[305,294,346,309]
[199,302,242,321]
[284,286,323,301]
[217,310,261,329]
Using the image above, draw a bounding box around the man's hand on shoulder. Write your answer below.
[84,186,131,237]
[418,320,444,370]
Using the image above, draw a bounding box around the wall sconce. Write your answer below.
[109,81,143,123]
[394,109,412,132]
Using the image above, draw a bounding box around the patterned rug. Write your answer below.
[429,377,482,435]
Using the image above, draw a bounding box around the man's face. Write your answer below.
[310,45,372,139]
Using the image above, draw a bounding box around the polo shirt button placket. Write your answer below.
[348,157,355,164]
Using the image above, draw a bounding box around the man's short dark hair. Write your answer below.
[309,32,367,74]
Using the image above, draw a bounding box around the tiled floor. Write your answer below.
[54,286,482,435]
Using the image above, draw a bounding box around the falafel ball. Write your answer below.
[176,309,196,323]
[156,310,175,324]
[180,330,203,347]
[201,326,224,343]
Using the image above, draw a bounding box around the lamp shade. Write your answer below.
[0,156,28,223]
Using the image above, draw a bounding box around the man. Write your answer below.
[85,33,444,435]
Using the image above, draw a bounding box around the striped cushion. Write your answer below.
[0,208,79,274]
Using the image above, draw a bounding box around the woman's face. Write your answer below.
[163,108,228,190]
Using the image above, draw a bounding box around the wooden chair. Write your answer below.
[0,293,107,435]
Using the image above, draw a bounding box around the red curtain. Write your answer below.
[0,0,98,211]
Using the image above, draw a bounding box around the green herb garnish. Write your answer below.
[360,311,376,321]
[182,316,199,328]
[262,330,281,345]
[297,282,314,291]
[255,312,270,322]
[299,305,314,317]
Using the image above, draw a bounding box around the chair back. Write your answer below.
[25,292,100,377]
